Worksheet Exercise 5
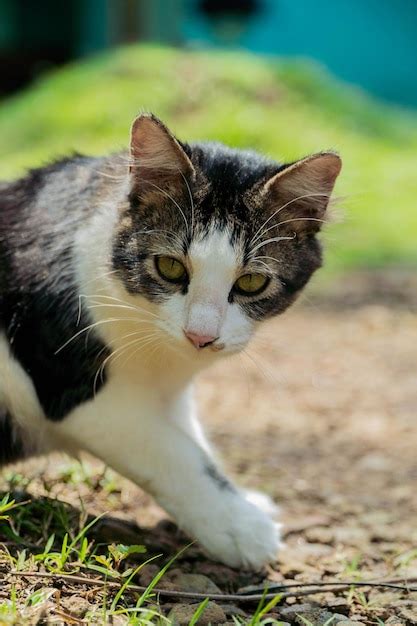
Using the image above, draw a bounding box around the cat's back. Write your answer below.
[0,153,123,287]
[0,154,119,423]
[0,154,110,231]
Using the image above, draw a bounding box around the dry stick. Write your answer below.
[4,571,417,603]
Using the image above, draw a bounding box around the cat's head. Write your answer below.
[111,114,341,358]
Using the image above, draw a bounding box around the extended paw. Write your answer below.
[244,488,279,518]
[194,494,281,570]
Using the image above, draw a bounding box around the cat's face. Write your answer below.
[112,114,341,357]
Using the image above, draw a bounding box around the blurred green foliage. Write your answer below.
[0,44,416,271]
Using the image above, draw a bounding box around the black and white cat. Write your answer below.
[0,114,341,568]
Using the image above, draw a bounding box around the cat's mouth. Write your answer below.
[209,342,226,352]
[183,330,225,352]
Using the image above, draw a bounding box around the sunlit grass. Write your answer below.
[0,488,285,624]
[0,44,416,270]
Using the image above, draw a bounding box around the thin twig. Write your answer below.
[3,570,417,603]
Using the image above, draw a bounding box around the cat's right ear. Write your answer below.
[259,152,342,236]
[129,114,195,197]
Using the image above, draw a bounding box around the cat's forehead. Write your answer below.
[184,143,280,234]
[188,227,243,275]
[190,142,278,192]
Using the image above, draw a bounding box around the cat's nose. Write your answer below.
[184,330,217,350]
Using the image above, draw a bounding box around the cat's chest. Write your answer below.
[46,370,191,458]
[74,365,180,422]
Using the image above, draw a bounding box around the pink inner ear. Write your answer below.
[265,153,342,200]
[129,114,195,178]
[261,153,342,236]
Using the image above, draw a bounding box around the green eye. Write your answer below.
[234,273,269,296]
[156,256,187,283]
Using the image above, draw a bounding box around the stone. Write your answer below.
[292,606,346,625]
[336,621,366,626]
[368,591,402,607]
[138,563,161,586]
[279,560,312,577]
[280,603,316,619]
[168,601,226,625]
[385,617,406,626]
[198,562,240,587]
[305,526,334,544]
[171,572,221,594]
[110,616,129,626]
[333,526,368,546]
[60,595,91,618]
[219,604,247,618]
[399,607,417,625]
[324,597,350,615]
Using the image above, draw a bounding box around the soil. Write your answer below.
[1,272,416,625]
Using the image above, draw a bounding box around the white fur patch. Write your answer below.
[158,228,255,353]
[0,333,46,451]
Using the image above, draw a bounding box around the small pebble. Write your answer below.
[171,572,221,594]
[168,601,226,625]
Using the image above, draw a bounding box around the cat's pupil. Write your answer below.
[156,256,187,283]
[234,273,269,296]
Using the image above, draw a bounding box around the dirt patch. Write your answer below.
[1,274,416,624]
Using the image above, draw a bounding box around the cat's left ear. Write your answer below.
[260,152,342,236]
[129,114,195,196]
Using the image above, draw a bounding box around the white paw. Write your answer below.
[244,488,279,518]
[193,493,281,570]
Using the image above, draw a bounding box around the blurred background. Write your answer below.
[1,0,417,276]
[1,6,416,623]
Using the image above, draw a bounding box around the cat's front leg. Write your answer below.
[139,420,281,569]
[53,388,280,569]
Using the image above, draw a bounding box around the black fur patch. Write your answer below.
[0,408,25,465]
[205,463,235,492]
[0,159,110,422]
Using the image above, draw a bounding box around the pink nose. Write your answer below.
[184,330,217,349]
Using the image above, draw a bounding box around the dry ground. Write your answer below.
[1,273,416,625]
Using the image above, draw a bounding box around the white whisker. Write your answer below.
[250,234,296,254]
[129,228,184,248]
[251,259,271,272]
[242,348,281,387]
[180,170,194,236]
[253,255,280,264]
[251,192,330,246]
[79,294,160,319]
[93,330,162,394]
[55,317,139,355]
[118,332,163,369]
[141,180,189,235]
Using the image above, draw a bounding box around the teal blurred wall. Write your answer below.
[0,0,416,107]
[182,0,417,107]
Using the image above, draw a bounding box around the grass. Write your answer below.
[0,485,171,623]
[0,44,416,272]
[1,460,289,624]
[0,487,285,624]
[0,448,414,622]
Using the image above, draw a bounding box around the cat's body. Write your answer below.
[0,115,341,568]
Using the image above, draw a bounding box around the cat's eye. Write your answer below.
[156,256,187,283]
[234,273,269,296]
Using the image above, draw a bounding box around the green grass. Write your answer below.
[1,486,286,624]
[0,44,416,271]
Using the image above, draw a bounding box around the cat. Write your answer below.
[0,114,341,568]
